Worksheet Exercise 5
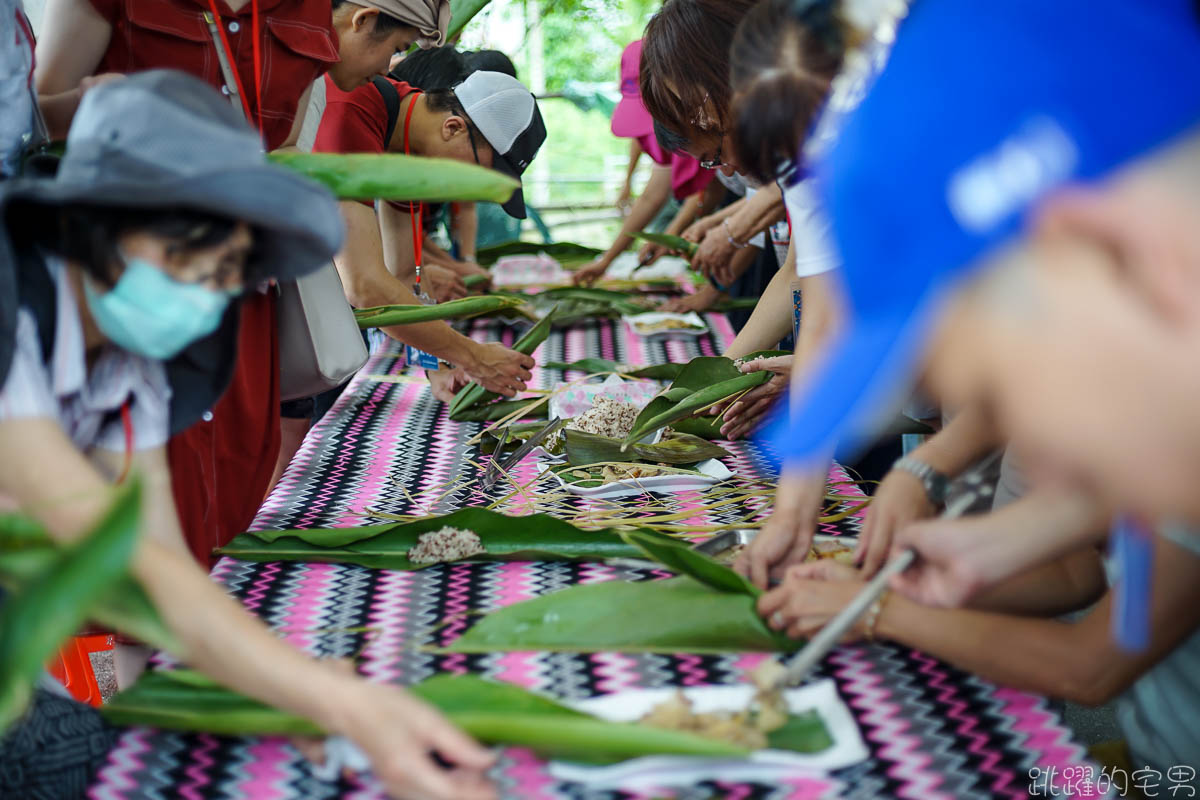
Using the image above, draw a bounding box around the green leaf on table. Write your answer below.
[563,429,729,467]
[216,507,678,570]
[667,416,725,440]
[462,273,491,289]
[0,482,142,731]
[633,231,698,258]
[354,295,521,328]
[101,670,758,763]
[451,396,550,422]
[268,152,518,204]
[475,240,603,269]
[543,358,685,381]
[446,575,794,654]
[535,287,649,317]
[623,357,771,446]
[448,310,557,420]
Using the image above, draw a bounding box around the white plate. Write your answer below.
[549,679,869,790]
[606,251,692,281]
[546,458,732,498]
[626,311,707,338]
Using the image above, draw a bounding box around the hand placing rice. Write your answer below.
[407,526,486,565]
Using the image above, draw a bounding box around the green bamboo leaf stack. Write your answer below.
[268,152,519,204]
[543,358,685,381]
[354,295,520,328]
[0,482,143,731]
[448,310,557,421]
[102,670,781,763]
[216,507,677,570]
[475,240,603,269]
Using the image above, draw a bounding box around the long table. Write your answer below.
[89,314,1101,800]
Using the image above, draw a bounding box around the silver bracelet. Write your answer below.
[723,218,750,249]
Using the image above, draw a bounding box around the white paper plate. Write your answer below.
[626,312,708,338]
[607,251,692,281]
[549,679,869,790]
[546,458,732,498]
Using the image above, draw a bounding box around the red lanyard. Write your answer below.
[401,91,425,292]
[116,401,133,485]
[206,0,264,139]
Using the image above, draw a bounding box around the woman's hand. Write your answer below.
[462,341,534,397]
[734,467,827,589]
[333,676,497,800]
[855,468,936,577]
[426,366,469,403]
[712,356,791,440]
[681,214,722,245]
[636,241,669,267]
[690,226,739,282]
[661,284,722,314]
[572,257,611,287]
[758,561,866,641]
[423,264,468,302]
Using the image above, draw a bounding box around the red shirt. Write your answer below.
[84,0,337,565]
[315,75,421,214]
[87,0,338,150]
[637,132,715,202]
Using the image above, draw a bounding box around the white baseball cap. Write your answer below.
[454,71,547,218]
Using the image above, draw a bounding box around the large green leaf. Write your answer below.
[216,507,676,569]
[448,311,557,420]
[475,240,602,269]
[633,231,698,258]
[563,429,729,467]
[101,670,755,763]
[0,522,177,654]
[668,415,725,440]
[622,356,771,446]
[354,296,521,328]
[268,152,518,203]
[535,287,649,317]
[447,0,492,40]
[447,575,793,654]
[543,358,684,381]
[0,483,142,731]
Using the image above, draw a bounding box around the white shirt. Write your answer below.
[783,178,839,278]
[0,257,171,453]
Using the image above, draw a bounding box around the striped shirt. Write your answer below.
[0,256,170,453]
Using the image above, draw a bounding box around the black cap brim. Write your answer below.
[492,155,527,219]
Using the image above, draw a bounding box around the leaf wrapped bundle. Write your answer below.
[216,507,677,570]
[446,531,798,654]
[564,429,729,467]
[354,295,521,328]
[622,357,771,446]
[448,311,556,420]
[268,152,519,203]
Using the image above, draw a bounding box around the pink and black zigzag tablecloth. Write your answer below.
[88,314,1103,800]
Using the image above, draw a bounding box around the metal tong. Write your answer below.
[480,417,566,490]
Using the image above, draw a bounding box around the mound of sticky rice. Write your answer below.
[407,526,485,565]
[570,395,640,439]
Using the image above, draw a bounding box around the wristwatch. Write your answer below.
[892,456,950,507]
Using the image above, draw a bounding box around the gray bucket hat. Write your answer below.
[0,69,345,433]
[2,69,344,283]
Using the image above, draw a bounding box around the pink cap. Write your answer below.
[611,40,654,139]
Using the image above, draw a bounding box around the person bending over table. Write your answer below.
[314,69,545,402]
[33,0,456,570]
[0,72,494,800]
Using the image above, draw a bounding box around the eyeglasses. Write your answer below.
[699,142,724,171]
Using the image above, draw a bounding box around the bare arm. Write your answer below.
[574,165,674,284]
[336,201,530,395]
[0,419,495,799]
[725,249,796,359]
[723,183,785,245]
[33,0,115,137]
[451,202,478,262]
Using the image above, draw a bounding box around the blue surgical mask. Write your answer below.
[83,258,233,360]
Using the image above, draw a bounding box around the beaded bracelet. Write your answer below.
[723,218,750,249]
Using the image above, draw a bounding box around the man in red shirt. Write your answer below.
[33,0,450,566]
[315,69,546,401]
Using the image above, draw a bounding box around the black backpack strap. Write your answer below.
[371,76,402,148]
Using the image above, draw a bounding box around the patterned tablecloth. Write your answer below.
[89,314,1101,800]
